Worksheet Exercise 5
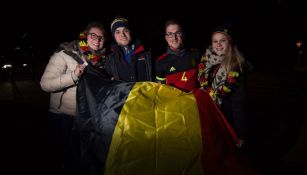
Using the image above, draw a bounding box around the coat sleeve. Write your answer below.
[154,59,166,84]
[145,50,153,81]
[223,74,248,139]
[40,52,78,92]
[105,53,119,80]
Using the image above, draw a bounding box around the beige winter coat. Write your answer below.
[40,50,80,116]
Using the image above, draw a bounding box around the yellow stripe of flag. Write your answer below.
[105,82,204,175]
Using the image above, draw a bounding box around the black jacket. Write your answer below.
[220,73,247,139]
[105,39,152,82]
[155,48,201,92]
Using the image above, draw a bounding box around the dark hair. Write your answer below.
[84,21,107,41]
[164,19,184,33]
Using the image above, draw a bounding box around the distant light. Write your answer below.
[23,64,27,67]
[2,64,12,69]
[296,41,303,48]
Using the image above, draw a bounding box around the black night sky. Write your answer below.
[1,0,307,174]
[1,0,307,71]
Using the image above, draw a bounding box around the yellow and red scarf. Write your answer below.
[198,47,239,105]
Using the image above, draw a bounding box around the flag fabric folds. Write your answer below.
[76,65,257,175]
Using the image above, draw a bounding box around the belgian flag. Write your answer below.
[76,65,258,175]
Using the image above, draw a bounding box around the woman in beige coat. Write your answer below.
[40,21,109,174]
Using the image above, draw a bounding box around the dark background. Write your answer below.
[1,0,307,174]
[1,0,307,70]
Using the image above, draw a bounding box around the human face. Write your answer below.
[87,27,104,51]
[114,27,131,47]
[165,24,183,50]
[211,32,230,56]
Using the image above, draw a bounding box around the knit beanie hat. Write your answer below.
[212,23,233,39]
[110,17,129,36]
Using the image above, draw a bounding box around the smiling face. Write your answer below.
[165,24,184,50]
[113,27,132,47]
[211,32,230,56]
[87,27,105,51]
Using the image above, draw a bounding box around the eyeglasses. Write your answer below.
[165,31,182,38]
[88,33,104,41]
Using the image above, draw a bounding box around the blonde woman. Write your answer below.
[198,24,250,148]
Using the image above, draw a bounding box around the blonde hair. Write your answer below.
[222,38,245,72]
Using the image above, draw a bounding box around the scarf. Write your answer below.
[198,46,239,106]
[78,32,108,67]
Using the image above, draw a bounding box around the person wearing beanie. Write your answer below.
[155,19,201,92]
[212,23,233,39]
[105,16,152,82]
[198,23,250,148]
[110,17,129,37]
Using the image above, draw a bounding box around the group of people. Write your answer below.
[40,16,250,174]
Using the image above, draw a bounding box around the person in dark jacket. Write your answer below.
[105,16,152,82]
[155,19,201,92]
[198,23,249,147]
